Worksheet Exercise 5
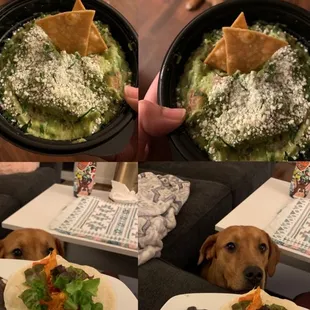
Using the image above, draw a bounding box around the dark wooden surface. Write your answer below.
[139,0,310,98]
[0,0,136,161]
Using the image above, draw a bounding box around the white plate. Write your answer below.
[0,258,137,310]
[161,293,308,310]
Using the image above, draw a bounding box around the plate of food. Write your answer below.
[0,0,138,156]
[158,0,310,161]
[161,287,307,310]
[0,251,137,309]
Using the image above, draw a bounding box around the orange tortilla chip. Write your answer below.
[73,0,108,54]
[231,12,248,29]
[36,10,95,57]
[204,12,248,71]
[73,0,84,10]
[223,27,288,75]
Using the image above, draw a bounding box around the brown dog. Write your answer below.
[0,229,64,260]
[198,226,280,291]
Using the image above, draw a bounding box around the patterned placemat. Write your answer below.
[49,196,138,250]
[265,198,310,256]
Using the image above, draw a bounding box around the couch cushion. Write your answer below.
[139,162,273,207]
[139,258,230,310]
[139,169,232,269]
[0,194,20,238]
[0,167,57,206]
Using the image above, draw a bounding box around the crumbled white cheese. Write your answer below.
[200,45,309,146]
[2,25,110,118]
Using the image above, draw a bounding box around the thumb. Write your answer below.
[139,100,186,137]
[124,85,138,112]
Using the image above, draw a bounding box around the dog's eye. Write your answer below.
[47,247,54,255]
[259,243,267,253]
[12,248,22,257]
[225,242,236,252]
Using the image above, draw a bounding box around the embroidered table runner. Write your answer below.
[265,198,310,256]
[49,196,138,250]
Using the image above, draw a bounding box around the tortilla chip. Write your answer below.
[36,10,95,57]
[73,0,108,54]
[204,12,248,71]
[72,0,85,10]
[231,12,248,29]
[223,27,288,75]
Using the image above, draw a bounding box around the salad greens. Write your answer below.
[18,251,103,310]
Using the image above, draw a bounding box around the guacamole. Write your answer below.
[177,23,310,161]
[0,18,131,141]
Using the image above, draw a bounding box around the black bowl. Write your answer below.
[0,0,138,157]
[158,0,310,161]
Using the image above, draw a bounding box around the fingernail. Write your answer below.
[162,108,186,120]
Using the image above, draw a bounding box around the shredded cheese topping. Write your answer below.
[2,25,111,118]
[202,46,309,146]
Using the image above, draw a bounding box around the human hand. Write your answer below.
[102,85,138,161]
[138,74,186,161]
[186,0,224,11]
[207,0,224,5]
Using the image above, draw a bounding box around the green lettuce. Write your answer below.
[52,265,102,310]
[19,263,103,310]
[19,264,50,310]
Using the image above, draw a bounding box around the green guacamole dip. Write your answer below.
[0,18,131,141]
[177,23,310,161]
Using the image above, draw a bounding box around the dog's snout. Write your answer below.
[243,266,263,285]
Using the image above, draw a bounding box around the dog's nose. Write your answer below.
[243,266,263,285]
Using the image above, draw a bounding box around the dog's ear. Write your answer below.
[55,238,65,257]
[197,233,218,266]
[266,233,280,277]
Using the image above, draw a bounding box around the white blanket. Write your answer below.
[138,172,190,265]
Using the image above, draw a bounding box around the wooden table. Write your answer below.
[139,0,310,98]
[0,0,136,161]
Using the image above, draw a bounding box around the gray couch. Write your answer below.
[138,162,274,310]
[0,163,62,238]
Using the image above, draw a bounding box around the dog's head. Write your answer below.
[198,226,280,291]
[0,229,64,260]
